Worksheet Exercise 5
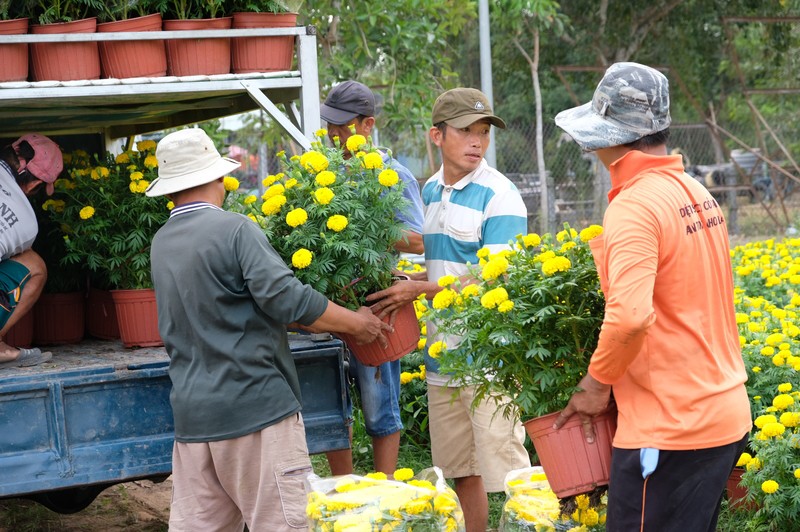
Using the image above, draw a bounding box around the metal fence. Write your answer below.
[383,116,800,240]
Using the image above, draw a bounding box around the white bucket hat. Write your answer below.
[145,128,241,197]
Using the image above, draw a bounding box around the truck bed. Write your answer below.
[0,335,348,502]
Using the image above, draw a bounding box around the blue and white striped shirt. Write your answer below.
[421,159,527,383]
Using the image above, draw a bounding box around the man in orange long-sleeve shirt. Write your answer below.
[553,62,751,531]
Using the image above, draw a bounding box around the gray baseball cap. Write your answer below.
[320,80,376,125]
[554,62,671,151]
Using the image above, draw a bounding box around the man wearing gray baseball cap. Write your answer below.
[553,62,750,531]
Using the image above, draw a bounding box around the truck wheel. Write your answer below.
[29,485,109,514]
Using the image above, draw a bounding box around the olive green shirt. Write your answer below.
[150,203,328,442]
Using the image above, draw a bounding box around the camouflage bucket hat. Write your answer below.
[554,62,671,151]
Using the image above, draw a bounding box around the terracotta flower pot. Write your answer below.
[86,287,120,340]
[523,406,617,498]
[0,18,29,82]
[163,17,232,76]
[33,292,85,345]
[337,301,420,367]
[726,467,757,510]
[4,310,34,349]
[111,288,162,348]
[98,13,167,79]
[30,18,101,81]
[231,12,298,74]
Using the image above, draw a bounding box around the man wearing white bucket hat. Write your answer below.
[553,63,750,531]
[147,128,391,532]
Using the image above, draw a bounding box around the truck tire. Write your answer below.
[29,484,110,514]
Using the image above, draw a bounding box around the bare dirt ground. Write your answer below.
[0,478,172,532]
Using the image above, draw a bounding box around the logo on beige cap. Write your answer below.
[474,101,485,110]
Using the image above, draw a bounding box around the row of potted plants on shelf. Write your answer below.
[0,0,304,81]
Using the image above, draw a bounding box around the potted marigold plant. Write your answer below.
[47,141,171,347]
[226,129,418,365]
[429,224,613,498]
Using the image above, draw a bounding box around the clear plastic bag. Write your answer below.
[499,466,608,531]
[306,466,465,531]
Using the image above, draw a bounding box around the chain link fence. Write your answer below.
[384,114,800,241]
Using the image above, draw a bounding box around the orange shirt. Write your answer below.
[588,150,751,450]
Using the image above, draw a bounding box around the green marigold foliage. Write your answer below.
[45,142,170,290]
[431,224,606,420]
[225,130,410,311]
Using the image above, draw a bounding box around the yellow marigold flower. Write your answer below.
[115,152,130,164]
[461,284,480,298]
[779,383,793,393]
[560,241,577,253]
[428,341,446,359]
[362,152,383,169]
[433,493,457,514]
[746,457,762,471]
[393,468,415,482]
[285,208,308,228]
[314,187,334,205]
[542,256,572,276]
[766,333,784,346]
[364,471,387,481]
[326,214,348,232]
[761,346,775,356]
[144,154,158,169]
[243,195,256,205]
[223,176,239,192]
[498,300,514,313]
[130,171,144,181]
[773,354,785,366]
[167,201,174,210]
[315,170,336,186]
[780,411,800,427]
[291,248,312,269]
[345,134,367,152]
[579,225,603,242]
[575,494,590,510]
[299,150,329,173]
[521,233,542,247]
[129,181,137,193]
[480,286,509,309]
[556,227,578,242]
[773,393,794,410]
[263,183,285,199]
[247,213,257,223]
[262,174,278,187]
[419,365,426,379]
[795,469,800,479]
[762,480,779,494]
[736,452,752,467]
[417,337,426,350]
[754,414,777,428]
[476,247,491,259]
[400,372,414,385]
[314,128,327,138]
[432,288,457,309]
[261,195,287,215]
[482,256,509,280]
[136,180,150,193]
[136,139,157,152]
[79,206,95,220]
[752,366,761,373]
[761,421,786,437]
[378,168,399,187]
[535,250,555,263]
[583,508,600,526]
[437,275,457,287]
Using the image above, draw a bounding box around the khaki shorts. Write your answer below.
[428,384,530,492]
[170,413,311,531]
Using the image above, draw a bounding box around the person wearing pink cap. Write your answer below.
[0,133,64,369]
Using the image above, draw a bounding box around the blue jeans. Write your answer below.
[345,355,403,438]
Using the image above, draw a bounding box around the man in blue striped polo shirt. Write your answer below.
[367,88,530,532]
